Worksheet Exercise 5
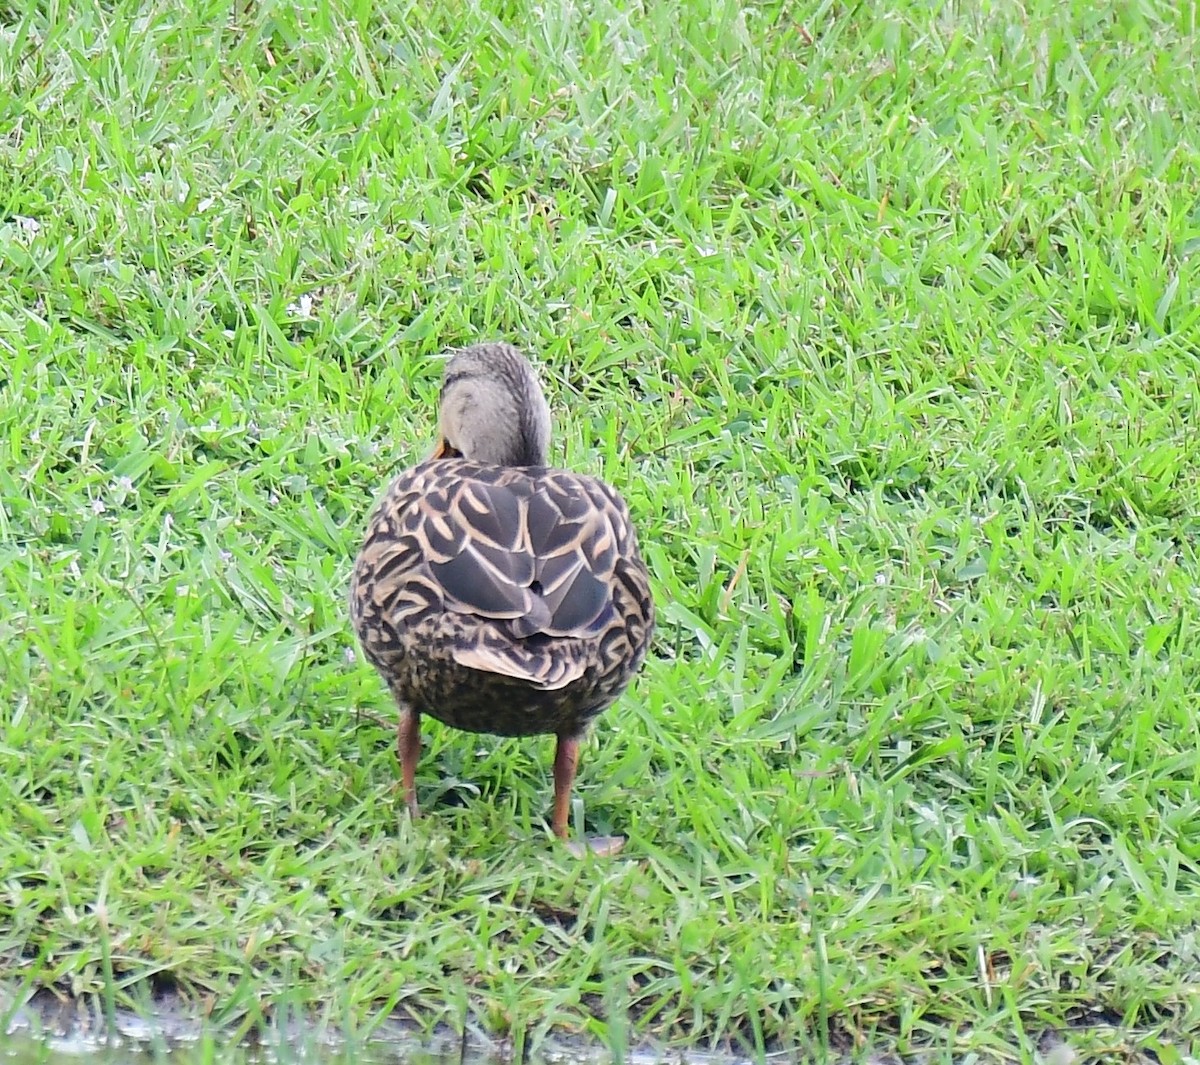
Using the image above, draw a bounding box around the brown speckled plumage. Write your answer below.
[348,342,654,846]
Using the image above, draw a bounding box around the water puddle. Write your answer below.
[6,986,1148,1064]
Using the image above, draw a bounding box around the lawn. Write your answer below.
[2,0,1200,1060]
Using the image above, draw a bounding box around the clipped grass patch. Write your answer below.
[2,0,1200,1060]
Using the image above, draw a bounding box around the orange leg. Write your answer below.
[552,733,580,840]
[398,705,421,819]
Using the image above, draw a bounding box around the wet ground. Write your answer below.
[1,988,755,1065]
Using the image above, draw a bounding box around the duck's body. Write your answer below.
[348,343,654,848]
[351,458,653,737]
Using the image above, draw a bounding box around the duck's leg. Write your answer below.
[398,704,421,819]
[551,732,580,840]
[554,732,624,857]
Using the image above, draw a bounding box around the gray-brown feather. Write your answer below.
[349,459,654,738]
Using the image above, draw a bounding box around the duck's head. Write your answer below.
[431,342,551,467]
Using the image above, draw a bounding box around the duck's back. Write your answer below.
[349,459,654,737]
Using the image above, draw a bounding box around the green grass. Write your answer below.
[2,0,1200,1059]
